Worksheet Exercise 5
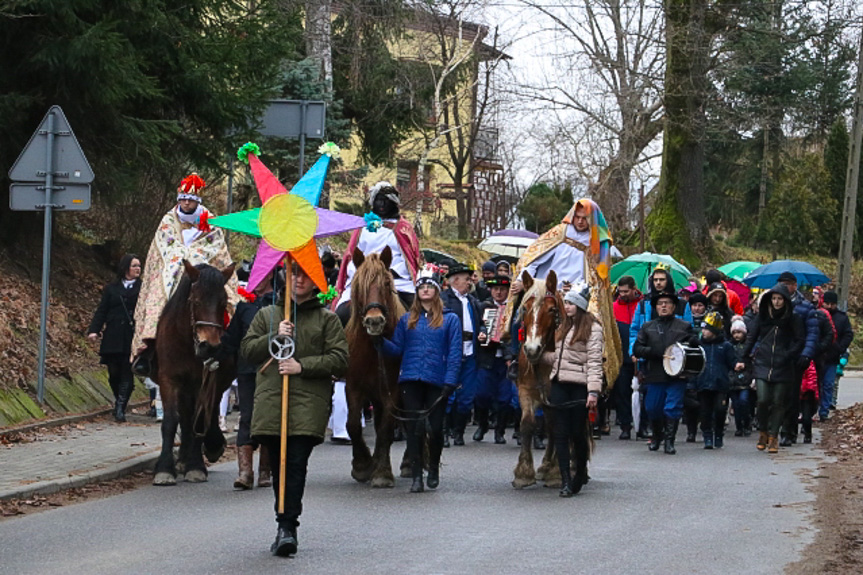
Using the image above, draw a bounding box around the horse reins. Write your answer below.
[189,300,226,438]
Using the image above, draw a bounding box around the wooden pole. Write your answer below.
[639,184,646,252]
[278,253,292,514]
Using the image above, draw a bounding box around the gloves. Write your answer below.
[796,356,811,371]
[441,385,455,399]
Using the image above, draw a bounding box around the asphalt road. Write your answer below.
[2,376,861,575]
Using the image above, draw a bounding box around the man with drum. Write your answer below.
[633,291,699,454]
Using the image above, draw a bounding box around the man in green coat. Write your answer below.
[241,265,348,557]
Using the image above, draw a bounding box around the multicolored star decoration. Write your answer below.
[209,142,365,298]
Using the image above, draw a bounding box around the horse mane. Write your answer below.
[346,253,404,342]
[161,264,225,320]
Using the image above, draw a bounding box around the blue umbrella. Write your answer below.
[741,259,831,289]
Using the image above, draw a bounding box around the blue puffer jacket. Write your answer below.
[694,334,737,392]
[382,308,462,387]
[790,291,819,360]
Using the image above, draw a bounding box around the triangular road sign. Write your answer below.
[8,105,94,184]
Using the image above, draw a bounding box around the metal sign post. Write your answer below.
[8,106,93,403]
[259,99,326,178]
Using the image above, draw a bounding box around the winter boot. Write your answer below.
[443,411,453,448]
[703,431,714,450]
[714,432,724,449]
[767,435,779,454]
[233,445,254,490]
[114,378,133,423]
[410,460,424,493]
[757,431,768,451]
[257,444,272,488]
[663,420,678,455]
[648,420,664,451]
[271,524,298,557]
[452,412,467,446]
[559,467,573,498]
[494,407,509,444]
[473,408,489,442]
[619,425,631,440]
[533,415,546,450]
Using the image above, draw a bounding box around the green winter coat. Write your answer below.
[242,297,348,440]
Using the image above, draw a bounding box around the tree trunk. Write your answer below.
[647,0,712,269]
[305,0,333,92]
[454,165,468,240]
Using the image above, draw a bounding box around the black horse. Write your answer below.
[152,260,236,486]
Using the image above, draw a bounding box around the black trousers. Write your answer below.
[258,435,320,529]
[103,355,134,401]
[236,373,257,448]
[781,374,803,439]
[400,381,447,472]
[697,390,728,436]
[613,362,634,428]
[550,382,589,477]
[800,392,818,437]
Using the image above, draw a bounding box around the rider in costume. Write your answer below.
[333,181,421,324]
[505,198,622,387]
[132,173,239,374]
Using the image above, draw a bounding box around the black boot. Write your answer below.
[703,431,714,450]
[559,467,573,498]
[648,420,664,451]
[271,525,298,556]
[533,415,546,450]
[427,464,439,489]
[410,474,424,493]
[452,413,467,446]
[619,425,631,440]
[494,407,509,444]
[664,419,678,455]
[473,408,489,442]
[114,378,133,423]
[443,411,453,448]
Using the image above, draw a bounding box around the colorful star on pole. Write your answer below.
[209,142,365,294]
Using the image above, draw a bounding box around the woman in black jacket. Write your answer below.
[739,284,804,453]
[88,254,142,422]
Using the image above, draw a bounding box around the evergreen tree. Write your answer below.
[517,182,573,234]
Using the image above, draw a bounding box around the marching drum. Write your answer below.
[663,342,706,378]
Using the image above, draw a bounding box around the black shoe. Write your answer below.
[113,401,127,423]
[743,427,752,437]
[427,466,439,489]
[494,430,507,444]
[703,434,714,449]
[453,433,465,446]
[779,436,793,447]
[473,426,487,442]
[533,434,546,450]
[715,434,724,448]
[271,526,298,557]
[664,420,678,455]
[803,435,812,444]
[686,432,696,443]
[410,476,424,493]
[648,420,663,451]
[734,429,744,437]
[619,428,631,440]
[559,470,573,498]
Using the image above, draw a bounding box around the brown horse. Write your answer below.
[344,246,408,487]
[512,270,565,489]
[152,260,236,486]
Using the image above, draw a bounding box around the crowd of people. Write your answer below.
[86,175,856,558]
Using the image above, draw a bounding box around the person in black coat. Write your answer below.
[223,271,281,490]
[820,291,854,416]
[88,254,142,422]
[633,291,699,455]
[739,283,805,453]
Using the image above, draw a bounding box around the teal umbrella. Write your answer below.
[717,261,761,281]
[610,252,692,292]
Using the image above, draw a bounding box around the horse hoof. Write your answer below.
[535,469,547,481]
[512,477,536,490]
[544,478,563,488]
[370,476,395,488]
[204,440,226,463]
[184,469,208,483]
[153,472,177,486]
[351,466,373,483]
[399,465,412,479]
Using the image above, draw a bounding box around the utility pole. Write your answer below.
[837,30,863,312]
[639,184,646,251]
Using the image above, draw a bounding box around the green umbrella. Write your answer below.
[717,261,761,281]
[610,252,692,292]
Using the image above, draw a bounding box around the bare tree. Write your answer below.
[516,0,665,234]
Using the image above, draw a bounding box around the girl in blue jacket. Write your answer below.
[382,270,462,493]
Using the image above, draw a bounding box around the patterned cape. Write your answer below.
[131,207,239,356]
[504,199,622,386]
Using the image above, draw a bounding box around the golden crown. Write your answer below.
[654,262,671,272]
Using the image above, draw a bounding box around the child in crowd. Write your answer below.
[695,312,737,449]
[728,318,753,437]
[684,292,709,442]
[799,361,819,444]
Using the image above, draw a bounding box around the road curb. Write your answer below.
[0,432,237,501]
[0,400,150,439]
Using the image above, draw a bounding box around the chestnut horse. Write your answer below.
[152,260,236,486]
[512,270,565,489]
[344,246,408,487]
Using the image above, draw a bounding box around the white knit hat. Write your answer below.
[564,281,590,311]
[731,319,747,334]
